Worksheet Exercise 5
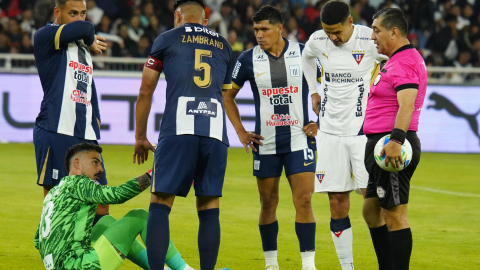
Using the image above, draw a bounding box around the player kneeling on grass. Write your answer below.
[34,142,193,270]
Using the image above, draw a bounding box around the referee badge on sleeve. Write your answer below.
[374,74,381,86]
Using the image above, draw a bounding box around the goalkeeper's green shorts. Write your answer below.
[93,235,124,270]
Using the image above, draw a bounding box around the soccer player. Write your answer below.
[363,8,426,270]
[224,6,319,270]
[301,1,386,269]
[33,0,109,224]
[132,1,234,269]
[34,143,193,270]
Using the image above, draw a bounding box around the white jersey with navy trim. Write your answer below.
[232,40,319,155]
[303,25,386,136]
[34,21,100,140]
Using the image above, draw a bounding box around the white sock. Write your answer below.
[331,227,354,267]
[264,250,278,267]
[301,251,315,268]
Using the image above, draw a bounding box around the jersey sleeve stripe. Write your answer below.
[317,66,324,83]
[370,62,380,86]
[54,25,66,50]
[222,84,232,90]
[38,147,50,185]
[232,81,243,90]
[395,83,419,92]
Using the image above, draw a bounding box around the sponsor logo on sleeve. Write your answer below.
[232,61,241,79]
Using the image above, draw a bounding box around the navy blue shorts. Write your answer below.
[33,125,107,186]
[152,135,227,197]
[253,143,316,178]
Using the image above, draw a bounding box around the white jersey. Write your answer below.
[232,40,320,154]
[303,25,385,136]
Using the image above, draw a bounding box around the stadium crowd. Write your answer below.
[0,0,480,80]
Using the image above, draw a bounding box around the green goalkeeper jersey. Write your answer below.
[34,175,142,270]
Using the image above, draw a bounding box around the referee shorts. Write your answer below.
[364,131,421,209]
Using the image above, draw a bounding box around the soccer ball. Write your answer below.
[374,135,412,172]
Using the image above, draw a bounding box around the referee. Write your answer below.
[362,8,427,270]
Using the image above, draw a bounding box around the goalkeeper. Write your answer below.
[34,142,193,270]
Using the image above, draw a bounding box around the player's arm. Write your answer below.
[301,39,321,115]
[224,87,264,153]
[74,173,151,205]
[381,62,419,168]
[91,79,101,130]
[133,59,161,164]
[53,21,106,54]
[34,225,40,250]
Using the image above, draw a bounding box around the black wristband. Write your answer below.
[390,128,406,145]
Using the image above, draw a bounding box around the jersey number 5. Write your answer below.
[194,49,212,88]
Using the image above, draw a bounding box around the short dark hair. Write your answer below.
[174,0,204,11]
[64,142,102,172]
[373,8,408,36]
[321,0,351,25]
[55,0,85,8]
[252,5,283,25]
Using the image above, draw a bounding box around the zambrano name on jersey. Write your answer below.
[182,34,224,49]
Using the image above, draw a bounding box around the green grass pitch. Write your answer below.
[0,143,479,269]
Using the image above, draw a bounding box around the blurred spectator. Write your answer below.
[209,12,228,38]
[135,35,151,58]
[286,17,306,42]
[292,3,311,38]
[358,0,376,26]
[228,29,243,62]
[128,15,144,42]
[427,14,460,61]
[19,33,33,54]
[20,9,35,35]
[86,0,104,26]
[145,15,164,42]
[160,0,175,31]
[112,24,137,57]
[7,19,22,48]
[96,15,112,34]
[450,50,473,83]
[204,0,223,13]
[140,2,155,28]
[220,1,235,29]
[405,0,435,49]
[408,33,422,55]
[0,32,10,53]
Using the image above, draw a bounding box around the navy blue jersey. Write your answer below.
[231,40,321,154]
[34,21,101,140]
[146,23,233,145]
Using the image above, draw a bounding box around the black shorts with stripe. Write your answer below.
[364,131,421,209]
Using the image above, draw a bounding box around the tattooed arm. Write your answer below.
[72,174,150,205]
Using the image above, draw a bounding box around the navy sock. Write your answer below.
[259,220,279,251]
[330,216,351,233]
[146,203,171,270]
[295,222,316,252]
[198,208,220,270]
[92,214,107,227]
[390,228,412,270]
[369,225,394,270]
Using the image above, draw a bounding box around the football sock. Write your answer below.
[330,216,354,268]
[93,213,108,227]
[198,208,220,270]
[295,222,316,268]
[390,228,412,270]
[147,203,171,270]
[369,224,394,270]
[91,215,117,242]
[165,240,188,270]
[259,220,279,267]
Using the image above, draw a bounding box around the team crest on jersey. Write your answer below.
[316,172,325,183]
[290,65,300,77]
[377,187,385,198]
[255,54,267,62]
[352,51,365,65]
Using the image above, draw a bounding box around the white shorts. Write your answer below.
[314,131,368,194]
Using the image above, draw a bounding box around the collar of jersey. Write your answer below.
[263,38,289,60]
[339,24,359,47]
[390,44,414,59]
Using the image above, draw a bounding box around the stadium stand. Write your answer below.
[1,0,480,83]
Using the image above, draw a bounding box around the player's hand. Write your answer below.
[89,35,107,54]
[380,141,403,169]
[133,139,156,165]
[237,130,264,153]
[311,93,321,116]
[303,122,318,138]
